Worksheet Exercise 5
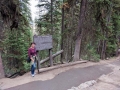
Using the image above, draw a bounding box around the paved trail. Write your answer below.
[4,60,118,90]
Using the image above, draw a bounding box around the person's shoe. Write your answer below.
[32,74,34,77]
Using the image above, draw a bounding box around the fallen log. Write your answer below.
[40,50,63,64]
[39,60,88,73]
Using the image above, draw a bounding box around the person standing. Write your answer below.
[28,42,37,77]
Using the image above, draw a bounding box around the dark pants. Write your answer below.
[31,63,36,75]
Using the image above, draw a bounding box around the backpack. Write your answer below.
[27,57,31,63]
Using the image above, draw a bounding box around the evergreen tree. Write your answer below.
[2,0,32,76]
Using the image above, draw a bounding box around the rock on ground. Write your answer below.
[68,59,120,90]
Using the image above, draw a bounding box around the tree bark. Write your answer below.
[73,0,87,61]
[60,7,64,64]
[100,2,112,59]
[101,40,106,59]
[51,0,53,34]
[0,50,4,79]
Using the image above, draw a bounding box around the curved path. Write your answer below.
[1,58,120,90]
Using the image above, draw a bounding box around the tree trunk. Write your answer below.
[101,40,106,59]
[100,2,112,59]
[51,0,53,34]
[60,7,64,64]
[74,35,82,61]
[73,0,87,61]
[0,50,4,79]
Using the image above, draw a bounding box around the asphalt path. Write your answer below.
[5,62,114,90]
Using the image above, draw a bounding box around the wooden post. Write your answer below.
[37,52,40,73]
[49,49,53,66]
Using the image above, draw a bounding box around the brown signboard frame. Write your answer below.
[33,35,53,73]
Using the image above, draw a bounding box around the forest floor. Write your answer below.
[0,57,120,90]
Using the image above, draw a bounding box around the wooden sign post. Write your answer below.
[33,35,53,73]
[49,49,53,66]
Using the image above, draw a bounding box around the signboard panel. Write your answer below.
[33,35,53,50]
